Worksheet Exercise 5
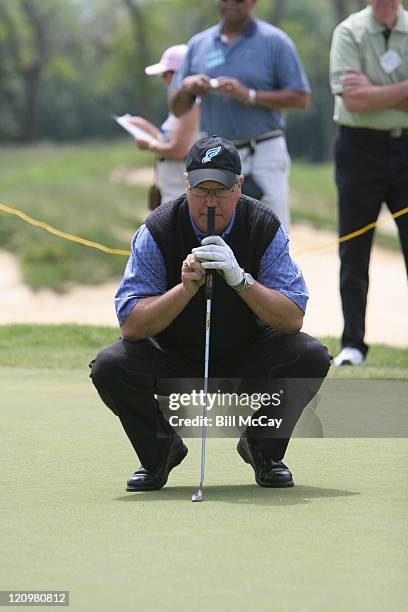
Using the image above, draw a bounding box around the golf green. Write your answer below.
[1,367,407,611]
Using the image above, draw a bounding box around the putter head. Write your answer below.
[192,488,203,502]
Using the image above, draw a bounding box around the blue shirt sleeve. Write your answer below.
[115,221,308,325]
[258,226,309,313]
[274,35,311,92]
[114,225,167,326]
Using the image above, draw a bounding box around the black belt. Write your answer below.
[340,126,408,140]
[232,130,284,150]
[156,157,187,162]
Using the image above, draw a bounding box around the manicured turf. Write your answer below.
[1,367,407,611]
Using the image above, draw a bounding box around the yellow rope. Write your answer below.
[0,203,131,256]
[293,206,408,256]
[0,201,407,258]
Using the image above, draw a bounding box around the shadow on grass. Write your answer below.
[114,484,360,506]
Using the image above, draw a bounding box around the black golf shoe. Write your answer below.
[126,435,188,492]
[237,437,294,488]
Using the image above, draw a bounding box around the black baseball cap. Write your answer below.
[186,135,242,189]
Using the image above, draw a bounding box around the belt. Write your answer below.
[232,130,284,149]
[156,156,187,162]
[340,126,408,139]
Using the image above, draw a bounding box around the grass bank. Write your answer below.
[0,142,400,291]
[0,325,406,378]
[0,141,147,290]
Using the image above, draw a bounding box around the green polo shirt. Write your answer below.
[330,5,408,129]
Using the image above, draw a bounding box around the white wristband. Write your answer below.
[246,88,256,106]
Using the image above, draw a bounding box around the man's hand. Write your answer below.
[340,71,408,113]
[129,116,146,128]
[392,98,408,112]
[135,138,150,150]
[181,255,205,297]
[192,236,243,287]
[182,74,211,97]
[214,76,250,104]
[339,68,372,90]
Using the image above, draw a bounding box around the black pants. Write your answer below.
[335,126,408,355]
[90,329,331,472]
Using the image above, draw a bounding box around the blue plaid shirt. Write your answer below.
[115,212,308,325]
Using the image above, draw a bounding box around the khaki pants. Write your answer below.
[156,159,186,205]
[239,136,291,231]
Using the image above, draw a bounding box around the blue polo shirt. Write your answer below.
[171,18,310,140]
[115,215,309,326]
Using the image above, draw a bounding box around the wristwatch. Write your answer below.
[232,270,255,293]
[246,88,257,106]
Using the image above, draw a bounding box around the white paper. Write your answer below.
[112,114,155,144]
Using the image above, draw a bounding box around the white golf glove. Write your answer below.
[192,235,244,287]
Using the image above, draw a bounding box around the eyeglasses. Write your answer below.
[220,0,246,4]
[188,184,237,198]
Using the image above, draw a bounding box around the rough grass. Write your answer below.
[0,142,401,291]
[0,325,406,378]
[290,162,400,250]
[0,141,148,290]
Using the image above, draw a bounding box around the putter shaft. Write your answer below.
[192,207,215,503]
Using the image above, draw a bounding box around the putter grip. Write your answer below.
[205,208,215,299]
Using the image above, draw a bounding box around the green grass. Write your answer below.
[1,326,406,609]
[290,162,400,250]
[0,143,401,291]
[0,141,150,290]
[290,161,337,226]
[1,366,407,611]
[0,324,118,370]
[0,325,407,378]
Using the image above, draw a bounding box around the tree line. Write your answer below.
[0,0,371,160]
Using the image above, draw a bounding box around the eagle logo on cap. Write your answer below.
[202,146,222,164]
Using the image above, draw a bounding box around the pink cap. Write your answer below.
[145,44,188,76]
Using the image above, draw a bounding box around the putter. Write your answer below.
[192,207,215,503]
